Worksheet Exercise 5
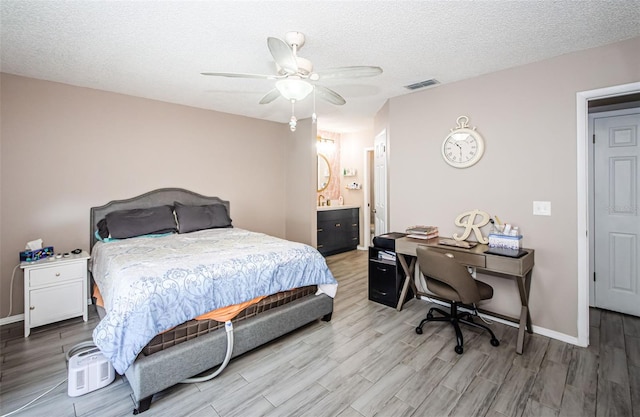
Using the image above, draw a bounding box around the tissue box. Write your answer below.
[20,246,54,262]
[488,234,522,250]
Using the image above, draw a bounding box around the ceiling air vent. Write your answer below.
[404,79,439,90]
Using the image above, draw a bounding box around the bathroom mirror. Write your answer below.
[317,154,331,192]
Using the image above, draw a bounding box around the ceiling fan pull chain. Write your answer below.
[289,100,297,132]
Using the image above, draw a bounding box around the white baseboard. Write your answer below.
[0,299,92,327]
[419,296,584,347]
[0,313,24,326]
[532,324,583,346]
[357,245,367,251]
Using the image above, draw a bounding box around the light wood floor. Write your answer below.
[1,249,639,417]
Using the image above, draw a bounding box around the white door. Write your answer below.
[593,110,640,316]
[363,148,375,247]
[374,130,388,236]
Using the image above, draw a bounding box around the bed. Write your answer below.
[89,188,336,414]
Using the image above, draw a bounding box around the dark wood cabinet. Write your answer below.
[368,246,413,308]
[317,208,359,256]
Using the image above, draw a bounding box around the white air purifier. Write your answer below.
[68,347,115,397]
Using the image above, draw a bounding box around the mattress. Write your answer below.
[141,286,316,355]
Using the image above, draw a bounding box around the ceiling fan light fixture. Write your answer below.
[276,79,313,101]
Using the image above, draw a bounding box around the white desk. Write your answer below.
[394,237,535,354]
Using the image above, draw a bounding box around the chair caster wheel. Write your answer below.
[490,338,500,347]
[426,313,434,319]
[415,327,423,335]
[455,345,463,354]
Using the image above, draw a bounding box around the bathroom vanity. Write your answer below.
[317,206,360,256]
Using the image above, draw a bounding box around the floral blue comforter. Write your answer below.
[91,228,337,374]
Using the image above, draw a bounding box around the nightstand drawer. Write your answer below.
[29,262,86,286]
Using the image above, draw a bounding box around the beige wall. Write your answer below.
[380,36,640,338]
[340,129,373,207]
[0,73,291,318]
[285,117,317,246]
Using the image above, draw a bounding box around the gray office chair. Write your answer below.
[415,246,499,354]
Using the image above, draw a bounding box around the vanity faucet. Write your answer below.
[318,194,325,206]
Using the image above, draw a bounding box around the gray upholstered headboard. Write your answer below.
[89,188,230,251]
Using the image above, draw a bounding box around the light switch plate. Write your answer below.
[533,201,551,216]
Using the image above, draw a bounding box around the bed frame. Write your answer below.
[89,188,333,414]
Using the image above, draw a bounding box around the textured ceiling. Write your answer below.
[2,1,639,132]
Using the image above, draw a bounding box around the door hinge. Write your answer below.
[593,134,596,144]
[593,272,596,282]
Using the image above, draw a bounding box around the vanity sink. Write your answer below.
[317,204,359,211]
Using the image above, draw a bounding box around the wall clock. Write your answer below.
[441,116,485,168]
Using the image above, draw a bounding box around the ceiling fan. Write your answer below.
[201,31,382,130]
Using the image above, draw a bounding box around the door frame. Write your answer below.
[589,107,640,310]
[373,129,389,236]
[363,147,374,248]
[577,81,640,347]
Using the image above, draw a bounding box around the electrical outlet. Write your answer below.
[533,201,551,216]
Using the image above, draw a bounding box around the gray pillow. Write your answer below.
[105,205,177,239]
[174,202,233,234]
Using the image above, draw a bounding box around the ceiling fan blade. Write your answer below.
[259,89,280,104]
[315,85,346,106]
[267,37,298,75]
[313,66,383,80]
[201,72,280,80]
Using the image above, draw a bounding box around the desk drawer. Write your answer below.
[368,260,402,308]
[425,246,486,268]
[485,251,532,276]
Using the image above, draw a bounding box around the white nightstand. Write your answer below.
[20,251,90,337]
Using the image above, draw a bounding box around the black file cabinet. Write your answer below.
[368,246,413,308]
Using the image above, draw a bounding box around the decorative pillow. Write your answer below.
[105,205,177,239]
[174,201,233,234]
[97,218,109,239]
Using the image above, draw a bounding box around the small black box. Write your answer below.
[372,232,407,251]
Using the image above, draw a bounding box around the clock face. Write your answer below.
[441,128,484,168]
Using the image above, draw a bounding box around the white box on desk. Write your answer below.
[488,234,522,249]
